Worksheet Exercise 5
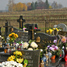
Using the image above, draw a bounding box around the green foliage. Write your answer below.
[24,59,28,65]
[31,2,35,10]
[45,0,49,9]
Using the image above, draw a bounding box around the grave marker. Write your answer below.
[17,16,25,29]
[25,24,40,40]
[3,21,12,40]
[35,33,60,48]
[56,23,67,31]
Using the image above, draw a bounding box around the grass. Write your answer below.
[0,9,67,36]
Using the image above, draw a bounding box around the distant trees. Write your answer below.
[51,1,63,9]
[8,0,63,12]
[45,0,49,9]
[8,2,27,12]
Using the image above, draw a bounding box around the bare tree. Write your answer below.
[8,0,14,12]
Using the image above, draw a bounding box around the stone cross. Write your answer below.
[17,16,25,29]
[3,21,12,40]
[25,24,40,40]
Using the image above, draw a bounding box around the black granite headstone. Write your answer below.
[25,24,40,40]
[35,33,61,49]
[14,31,28,42]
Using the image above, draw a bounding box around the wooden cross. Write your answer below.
[17,16,25,29]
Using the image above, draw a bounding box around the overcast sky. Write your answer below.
[0,0,67,10]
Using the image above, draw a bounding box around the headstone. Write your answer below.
[14,31,28,42]
[0,52,10,62]
[56,23,67,31]
[35,33,60,48]
[17,16,25,29]
[11,50,40,67]
[25,24,40,40]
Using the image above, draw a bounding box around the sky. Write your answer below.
[0,0,67,10]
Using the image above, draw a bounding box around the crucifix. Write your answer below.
[3,21,12,40]
[25,24,40,40]
[17,16,25,29]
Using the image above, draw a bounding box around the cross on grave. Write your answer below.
[17,16,25,29]
[3,21,12,40]
[25,24,40,40]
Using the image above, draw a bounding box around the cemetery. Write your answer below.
[0,15,67,67]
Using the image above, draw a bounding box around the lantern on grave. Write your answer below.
[36,36,40,42]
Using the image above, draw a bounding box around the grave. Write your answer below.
[54,23,67,31]
[35,33,61,49]
[54,23,67,36]
[17,15,25,29]
[25,24,40,40]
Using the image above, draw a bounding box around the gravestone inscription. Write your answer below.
[14,31,28,42]
[35,33,60,48]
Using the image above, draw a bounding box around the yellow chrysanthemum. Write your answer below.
[7,56,15,61]
[16,58,23,63]
[9,34,12,37]
[49,29,53,34]
[13,51,22,56]
[53,28,56,30]
[46,30,49,33]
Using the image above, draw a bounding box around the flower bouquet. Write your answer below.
[7,51,28,67]
[0,61,23,67]
[8,33,18,45]
[22,40,38,50]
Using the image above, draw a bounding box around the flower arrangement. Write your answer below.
[7,51,28,67]
[46,39,62,57]
[47,45,60,56]
[61,36,67,47]
[22,40,38,50]
[0,61,23,67]
[46,28,59,35]
[8,33,18,44]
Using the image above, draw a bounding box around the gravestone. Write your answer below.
[53,23,67,36]
[35,33,60,49]
[0,52,11,62]
[55,23,67,31]
[17,16,25,29]
[11,50,40,67]
[25,24,40,40]
[14,31,28,42]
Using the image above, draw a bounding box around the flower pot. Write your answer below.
[51,59,56,63]
[51,55,56,60]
